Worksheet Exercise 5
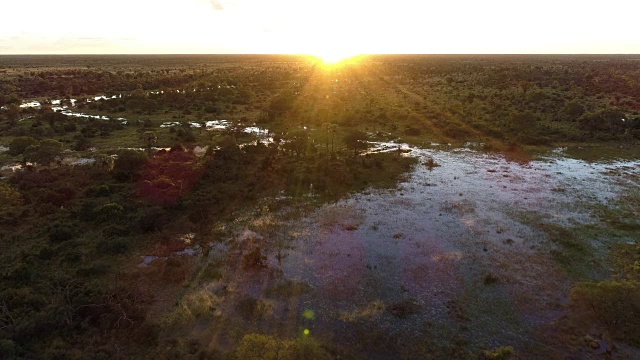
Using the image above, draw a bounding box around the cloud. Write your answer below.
[209,0,224,10]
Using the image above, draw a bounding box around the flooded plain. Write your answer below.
[154,144,640,358]
[5,94,640,357]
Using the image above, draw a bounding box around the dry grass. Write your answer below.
[165,288,223,325]
[339,300,386,322]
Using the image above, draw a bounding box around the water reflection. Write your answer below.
[13,96,128,123]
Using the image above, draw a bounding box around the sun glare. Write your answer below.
[313,51,358,65]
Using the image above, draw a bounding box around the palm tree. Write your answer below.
[142,131,157,154]
[321,122,331,155]
[329,124,338,154]
[94,154,114,172]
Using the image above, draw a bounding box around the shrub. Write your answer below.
[0,339,18,358]
[0,183,23,208]
[96,203,125,222]
[113,150,148,181]
[563,101,585,118]
[570,281,640,346]
[96,238,130,255]
[404,126,422,136]
[481,346,515,360]
[483,273,500,285]
[48,223,76,243]
[235,334,331,360]
[8,136,37,156]
[24,139,64,165]
[86,184,111,197]
[442,123,471,139]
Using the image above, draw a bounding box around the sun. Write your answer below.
[318,52,351,64]
[312,50,358,65]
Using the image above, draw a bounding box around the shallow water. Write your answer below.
[16,96,127,123]
[1,162,33,173]
[192,144,639,357]
[13,95,275,134]
[158,120,269,136]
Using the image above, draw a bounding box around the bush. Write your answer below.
[134,206,168,233]
[86,184,111,197]
[96,238,130,255]
[48,223,76,243]
[8,136,38,156]
[481,346,515,360]
[102,223,133,237]
[404,126,422,136]
[570,281,640,346]
[113,150,148,181]
[24,139,64,165]
[72,136,93,151]
[563,101,585,118]
[96,203,125,222]
[0,339,18,358]
[442,123,471,139]
[235,334,331,360]
[343,130,369,156]
[0,183,23,208]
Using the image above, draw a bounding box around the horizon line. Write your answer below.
[1,53,640,56]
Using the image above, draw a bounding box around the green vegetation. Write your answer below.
[569,241,640,346]
[570,281,640,345]
[3,55,640,150]
[235,333,332,360]
[0,137,413,357]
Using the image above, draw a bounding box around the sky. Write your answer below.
[1,0,639,55]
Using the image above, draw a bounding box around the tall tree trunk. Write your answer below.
[326,132,330,156]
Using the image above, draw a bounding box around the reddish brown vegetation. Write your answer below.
[137,146,203,206]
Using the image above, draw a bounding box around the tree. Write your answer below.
[510,111,538,129]
[329,123,338,153]
[72,136,93,151]
[40,110,67,128]
[578,110,626,133]
[267,92,295,120]
[131,87,147,100]
[8,136,38,156]
[0,183,23,209]
[24,139,63,165]
[563,101,585,118]
[113,150,148,181]
[321,123,339,155]
[137,148,203,206]
[321,123,331,154]
[141,131,157,154]
[343,130,369,157]
[283,130,308,157]
[93,154,114,172]
[6,104,20,126]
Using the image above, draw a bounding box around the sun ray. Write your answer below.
[309,52,360,66]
